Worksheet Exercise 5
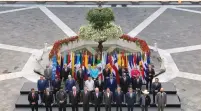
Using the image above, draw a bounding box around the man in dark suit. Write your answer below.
[93,88,102,111]
[145,64,155,90]
[37,76,48,104]
[52,76,61,103]
[120,73,130,94]
[62,64,71,82]
[95,76,104,92]
[156,88,167,111]
[126,88,136,111]
[104,88,113,111]
[152,78,162,103]
[28,88,39,111]
[65,75,76,93]
[44,65,52,86]
[132,74,143,103]
[115,87,124,111]
[140,90,151,111]
[56,88,67,111]
[81,86,90,111]
[103,66,111,84]
[77,67,84,90]
[118,65,123,77]
[43,88,53,111]
[106,74,117,94]
[69,86,79,111]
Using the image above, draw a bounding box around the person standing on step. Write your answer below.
[104,88,113,111]
[145,64,155,90]
[56,87,67,111]
[43,88,54,111]
[152,78,161,104]
[52,75,61,104]
[156,88,167,111]
[28,88,39,111]
[69,86,79,111]
[126,88,136,111]
[140,90,151,111]
[94,76,104,92]
[81,86,90,111]
[37,76,48,104]
[77,67,85,91]
[114,87,124,111]
[93,88,102,111]
[85,76,95,102]
[62,64,71,82]
[44,65,52,89]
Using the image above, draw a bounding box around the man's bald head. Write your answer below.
[160,88,164,92]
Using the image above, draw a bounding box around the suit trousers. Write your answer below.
[127,105,133,111]
[30,104,38,111]
[116,104,122,111]
[45,104,52,111]
[158,105,164,111]
[39,91,44,103]
[58,103,66,111]
[146,79,153,90]
[152,91,156,103]
[83,104,90,111]
[72,104,78,111]
[141,105,148,111]
[105,105,111,111]
[94,104,100,111]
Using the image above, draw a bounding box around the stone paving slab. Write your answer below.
[0,49,30,74]
[0,7,21,11]
[138,8,201,49]
[0,8,66,49]
[169,77,201,111]
[171,50,201,74]
[48,7,159,34]
[0,77,29,111]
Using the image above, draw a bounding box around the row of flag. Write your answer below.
[51,51,151,84]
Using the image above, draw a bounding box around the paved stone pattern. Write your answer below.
[49,7,159,33]
[0,77,29,111]
[171,50,201,74]
[0,8,66,49]
[0,49,30,74]
[0,7,21,11]
[138,8,201,49]
[169,77,201,111]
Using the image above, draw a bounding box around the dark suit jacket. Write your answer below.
[103,69,111,79]
[65,79,76,92]
[106,78,117,93]
[62,68,71,80]
[69,91,79,105]
[81,91,90,105]
[152,82,162,92]
[28,92,39,104]
[76,70,84,90]
[43,92,53,105]
[104,92,113,106]
[114,91,124,104]
[120,76,130,93]
[95,80,104,92]
[118,68,123,77]
[44,68,52,80]
[126,92,136,106]
[52,79,61,90]
[56,90,67,104]
[132,77,143,90]
[145,68,155,80]
[37,79,48,91]
[140,95,151,106]
[93,92,102,105]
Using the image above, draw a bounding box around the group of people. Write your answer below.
[28,64,167,111]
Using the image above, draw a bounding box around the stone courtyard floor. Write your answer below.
[0,4,201,111]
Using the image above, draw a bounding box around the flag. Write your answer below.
[117,53,122,66]
[112,53,120,84]
[101,52,106,69]
[133,53,137,67]
[84,53,88,69]
[51,55,57,80]
[125,53,128,68]
[63,51,67,65]
[67,52,71,67]
[147,51,151,64]
[121,52,126,67]
[127,54,132,77]
[71,52,75,79]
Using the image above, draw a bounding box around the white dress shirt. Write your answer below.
[85,80,94,91]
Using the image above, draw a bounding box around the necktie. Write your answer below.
[130,93,132,98]
[108,93,109,97]
[32,94,35,98]
[74,92,76,97]
[96,93,98,98]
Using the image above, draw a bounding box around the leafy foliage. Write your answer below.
[86,8,115,30]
